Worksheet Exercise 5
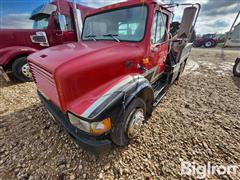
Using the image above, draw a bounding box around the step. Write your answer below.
[153,91,166,107]
[153,82,168,106]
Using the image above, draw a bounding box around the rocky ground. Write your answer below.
[0,48,240,179]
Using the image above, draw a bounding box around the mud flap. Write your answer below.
[165,63,181,84]
[0,66,10,81]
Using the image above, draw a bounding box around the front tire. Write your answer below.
[233,58,240,77]
[12,57,32,82]
[111,98,146,146]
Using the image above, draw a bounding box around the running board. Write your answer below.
[153,82,168,106]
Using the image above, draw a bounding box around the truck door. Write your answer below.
[147,11,169,83]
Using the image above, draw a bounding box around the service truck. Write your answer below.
[28,0,200,154]
[0,0,93,82]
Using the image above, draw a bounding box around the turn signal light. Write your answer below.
[142,58,149,65]
[68,113,111,135]
[91,118,112,135]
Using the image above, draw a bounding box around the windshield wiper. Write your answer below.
[103,34,120,42]
[84,34,97,41]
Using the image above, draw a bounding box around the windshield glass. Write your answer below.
[33,17,49,30]
[82,5,148,42]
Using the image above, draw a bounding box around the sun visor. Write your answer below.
[30,4,57,20]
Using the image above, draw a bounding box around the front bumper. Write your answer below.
[37,91,112,155]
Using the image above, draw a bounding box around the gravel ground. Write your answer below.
[0,48,240,179]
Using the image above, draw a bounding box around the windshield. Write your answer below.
[33,17,49,30]
[82,5,148,42]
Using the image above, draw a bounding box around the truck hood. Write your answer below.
[28,41,145,111]
[28,41,141,73]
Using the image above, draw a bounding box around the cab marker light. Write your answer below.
[143,58,150,65]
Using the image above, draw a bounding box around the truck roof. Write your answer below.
[86,0,172,17]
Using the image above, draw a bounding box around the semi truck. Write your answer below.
[0,0,93,82]
[28,0,200,154]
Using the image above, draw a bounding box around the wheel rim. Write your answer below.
[205,41,212,47]
[236,62,240,74]
[127,108,144,138]
[21,63,32,78]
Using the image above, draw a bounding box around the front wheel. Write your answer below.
[111,98,146,146]
[12,57,32,82]
[204,40,214,48]
[233,58,240,77]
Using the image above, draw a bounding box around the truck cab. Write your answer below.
[28,0,200,154]
[0,0,93,82]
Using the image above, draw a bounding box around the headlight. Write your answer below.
[68,113,111,135]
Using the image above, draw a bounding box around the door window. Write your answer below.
[151,11,167,44]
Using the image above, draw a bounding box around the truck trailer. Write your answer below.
[28,0,200,154]
[0,0,93,82]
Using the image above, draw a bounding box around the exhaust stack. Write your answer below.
[72,0,82,42]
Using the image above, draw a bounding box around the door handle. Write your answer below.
[151,46,158,52]
[151,44,161,52]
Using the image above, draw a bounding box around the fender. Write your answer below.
[67,74,154,122]
[0,46,38,66]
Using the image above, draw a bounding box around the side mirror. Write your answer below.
[177,6,197,39]
[57,14,67,31]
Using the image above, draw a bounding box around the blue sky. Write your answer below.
[0,0,124,29]
[0,0,48,14]
[0,0,239,34]
[0,0,121,15]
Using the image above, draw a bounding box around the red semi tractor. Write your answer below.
[0,0,92,82]
[28,0,200,154]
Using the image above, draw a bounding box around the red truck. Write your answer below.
[28,0,200,154]
[0,0,92,82]
[193,33,218,48]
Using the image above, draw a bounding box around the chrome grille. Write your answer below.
[29,62,60,107]
[29,63,55,86]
